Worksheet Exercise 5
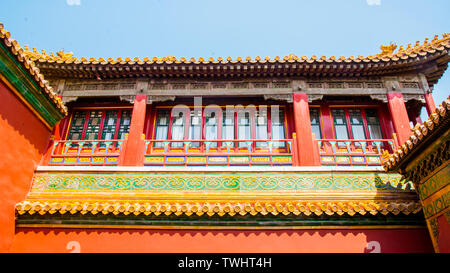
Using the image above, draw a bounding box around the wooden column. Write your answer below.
[386,93,411,145]
[424,93,437,116]
[121,94,147,166]
[292,93,320,166]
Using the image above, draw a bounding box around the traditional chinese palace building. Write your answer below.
[1,22,449,252]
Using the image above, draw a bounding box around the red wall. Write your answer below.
[10,228,433,253]
[0,80,51,252]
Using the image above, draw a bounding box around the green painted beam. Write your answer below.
[0,42,65,127]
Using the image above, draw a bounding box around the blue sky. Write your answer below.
[1,0,449,119]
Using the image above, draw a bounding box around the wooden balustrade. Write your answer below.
[42,136,395,167]
[143,139,295,166]
[46,139,124,166]
[314,139,396,166]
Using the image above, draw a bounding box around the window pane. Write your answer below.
[68,111,87,140]
[309,108,321,139]
[365,109,383,139]
[335,125,349,139]
[171,111,185,147]
[117,110,131,140]
[332,109,349,139]
[188,110,202,147]
[84,111,103,141]
[349,109,366,140]
[255,107,268,147]
[271,106,285,147]
[154,110,169,147]
[222,111,234,147]
[101,110,118,140]
[238,112,251,147]
[205,111,218,147]
[352,125,366,140]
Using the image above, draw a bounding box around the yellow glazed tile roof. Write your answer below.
[384,96,450,171]
[0,23,67,115]
[15,199,421,217]
[22,34,450,66]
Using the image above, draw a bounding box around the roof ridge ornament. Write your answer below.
[380,43,397,55]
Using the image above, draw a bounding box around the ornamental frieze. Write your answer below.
[30,172,415,192]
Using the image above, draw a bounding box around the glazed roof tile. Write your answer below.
[0,23,67,115]
[21,33,450,86]
[23,34,450,66]
[15,199,422,217]
[384,96,450,171]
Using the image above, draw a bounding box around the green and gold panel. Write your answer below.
[229,156,249,163]
[272,156,292,163]
[208,156,227,164]
[30,172,415,193]
[144,156,164,163]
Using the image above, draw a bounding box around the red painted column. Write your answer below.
[386,93,411,145]
[292,93,320,166]
[121,94,147,166]
[424,93,437,116]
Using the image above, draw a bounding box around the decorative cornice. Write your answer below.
[263,94,293,103]
[15,199,421,217]
[147,95,176,104]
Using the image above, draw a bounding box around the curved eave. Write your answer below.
[35,49,450,86]
[0,23,67,119]
[384,96,450,172]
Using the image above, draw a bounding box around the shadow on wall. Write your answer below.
[362,173,434,253]
[11,227,434,253]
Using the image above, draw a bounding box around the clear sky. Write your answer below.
[1,0,449,119]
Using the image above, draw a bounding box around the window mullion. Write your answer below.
[112,110,122,140]
[97,111,106,140]
[344,108,353,139]
[361,108,371,140]
[80,111,90,140]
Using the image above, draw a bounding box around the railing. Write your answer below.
[46,139,124,166]
[314,139,396,166]
[144,139,296,166]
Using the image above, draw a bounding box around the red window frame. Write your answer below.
[65,107,133,141]
[150,105,289,151]
[329,106,385,140]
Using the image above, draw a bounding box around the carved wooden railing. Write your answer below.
[143,139,297,166]
[314,139,396,166]
[45,139,124,166]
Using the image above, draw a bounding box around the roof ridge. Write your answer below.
[21,33,450,65]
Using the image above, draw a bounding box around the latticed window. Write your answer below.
[329,107,383,140]
[154,110,170,147]
[255,106,268,147]
[271,107,285,147]
[332,109,349,140]
[152,105,287,148]
[365,109,383,139]
[66,109,132,141]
